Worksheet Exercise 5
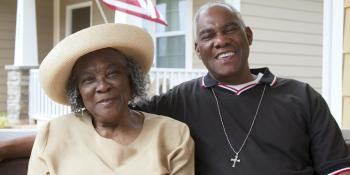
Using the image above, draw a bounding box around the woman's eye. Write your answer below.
[107,71,118,78]
[80,77,95,84]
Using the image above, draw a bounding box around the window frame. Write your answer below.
[153,0,193,69]
[65,2,92,36]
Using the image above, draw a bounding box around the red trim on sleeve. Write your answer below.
[328,167,350,175]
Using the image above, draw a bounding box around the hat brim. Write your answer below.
[38,23,154,105]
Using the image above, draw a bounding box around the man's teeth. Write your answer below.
[218,52,235,59]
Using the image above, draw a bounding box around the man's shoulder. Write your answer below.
[272,77,321,98]
[178,77,202,87]
[169,77,203,92]
[275,77,309,89]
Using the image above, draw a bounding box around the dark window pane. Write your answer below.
[72,7,90,33]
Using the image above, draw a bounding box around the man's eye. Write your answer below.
[225,26,239,34]
[200,33,213,41]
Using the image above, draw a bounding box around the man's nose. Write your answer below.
[96,78,111,92]
[213,33,230,49]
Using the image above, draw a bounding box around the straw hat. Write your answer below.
[38,23,154,105]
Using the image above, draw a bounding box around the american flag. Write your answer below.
[101,0,168,26]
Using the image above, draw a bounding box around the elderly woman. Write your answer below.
[27,24,194,175]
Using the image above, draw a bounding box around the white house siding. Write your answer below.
[0,0,17,112]
[241,0,323,92]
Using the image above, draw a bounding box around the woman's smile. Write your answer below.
[98,97,116,104]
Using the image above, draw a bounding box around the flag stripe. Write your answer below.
[117,0,139,6]
[102,0,168,25]
[103,0,145,14]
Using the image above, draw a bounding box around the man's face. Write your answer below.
[195,6,252,84]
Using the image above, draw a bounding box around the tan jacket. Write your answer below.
[28,112,194,175]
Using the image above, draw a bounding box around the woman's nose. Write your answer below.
[96,78,111,92]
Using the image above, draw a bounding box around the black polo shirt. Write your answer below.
[135,67,349,175]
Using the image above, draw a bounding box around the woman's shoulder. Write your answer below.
[40,113,88,137]
[33,113,80,147]
[46,113,81,126]
[140,112,193,149]
[35,113,92,147]
[141,112,192,143]
[142,112,188,129]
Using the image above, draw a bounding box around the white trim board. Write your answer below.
[322,0,344,126]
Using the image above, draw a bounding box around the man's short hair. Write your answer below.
[193,2,246,40]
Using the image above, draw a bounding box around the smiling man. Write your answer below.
[136,2,350,175]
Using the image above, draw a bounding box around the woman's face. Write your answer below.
[73,48,132,121]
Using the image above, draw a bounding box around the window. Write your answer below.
[153,0,188,68]
[66,2,92,36]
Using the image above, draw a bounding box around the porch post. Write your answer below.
[322,0,344,126]
[5,0,38,125]
[14,0,38,66]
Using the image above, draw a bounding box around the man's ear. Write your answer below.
[245,27,253,45]
[194,42,201,59]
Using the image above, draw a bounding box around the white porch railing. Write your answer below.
[148,68,207,95]
[29,69,71,122]
[29,68,207,121]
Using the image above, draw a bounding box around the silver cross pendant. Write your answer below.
[230,153,241,167]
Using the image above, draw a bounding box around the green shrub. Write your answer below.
[0,112,8,128]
